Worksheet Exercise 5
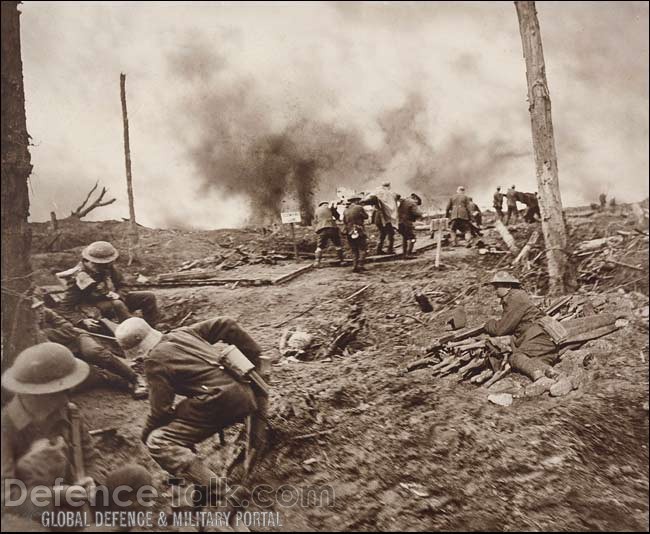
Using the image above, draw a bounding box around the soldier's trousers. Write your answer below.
[377,223,395,252]
[145,385,257,478]
[95,291,159,326]
[510,332,557,380]
[505,206,518,225]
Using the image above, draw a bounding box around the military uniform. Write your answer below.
[343,203,369,272]
[314,203,343,265]
[484,288,556,380]
[505,188,519,225]
[369,189,398,254]
[397,197,423,256]
[469,200,482,227]
[58,262,158,326]
[493,191,504,220]
[35,305,137,391]
[445,192,473,245]
[142,318,261,479]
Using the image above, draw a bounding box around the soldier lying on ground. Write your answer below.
[115,317,267,528]
[484,272,570,389]
[57,240,159,326]
[1,343,151,525]
[33,298,147,399]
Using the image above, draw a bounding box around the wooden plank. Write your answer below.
[272,264,313,285]
[512,230,539,265]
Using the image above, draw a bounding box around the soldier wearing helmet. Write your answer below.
[115,316,265,523]
[1,343,152,524]
[57,241,158,327]
[484,272,559,382]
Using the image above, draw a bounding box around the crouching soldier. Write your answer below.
[34,299,147,399]
[484,272,561,382]
[1,343,154,528]
[115,317,266,525]
[58,241,158,326]
[314,201,344,267]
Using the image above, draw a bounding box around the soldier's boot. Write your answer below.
[336,247,344,265]
[314,248,323,268]
[510,352,551,382]
[132,374,148,400]
[357,250,367,272]
[401,237,409,258]
[386,233,395,255]
[377,232,385,255]
[407,240,415,255]
[352,253,359,273]
[464,231,473,248]
[376,244,384,255]
[183,461,249,532]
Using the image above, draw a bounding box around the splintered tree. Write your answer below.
[1,0,37,367]
[68,180,116,218]
[515,1,576,294]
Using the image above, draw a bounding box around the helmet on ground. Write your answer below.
[82,241,119,264]
[115,317,162,358]
[1,343,89,394]
[489,271,521,286]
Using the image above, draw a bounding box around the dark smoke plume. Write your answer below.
[170,40,530,223]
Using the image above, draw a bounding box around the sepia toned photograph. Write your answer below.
[1,1,648,531]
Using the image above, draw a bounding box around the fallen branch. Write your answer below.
[291,429,335,441]
[70,181,116,219]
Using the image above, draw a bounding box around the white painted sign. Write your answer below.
[281,211,302,224]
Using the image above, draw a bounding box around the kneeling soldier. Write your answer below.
[58,240,158,326]
[115,317,266,520]
[1,344,100,521]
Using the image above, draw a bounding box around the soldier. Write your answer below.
[522,192,541,223]
[599,193,607,211]
[1,345,153,526]
[505,185,519,225]
[373,181,398,255]
[57,241,158,326]
[33,299,147,399]
[397,193,424,258]
[313,201,344,267]
[115,317,265,526]
[343,195,369,273]
[445,186,473,247]
[493,186,505,220]
[468,197,482,228]
[484,272,565,383]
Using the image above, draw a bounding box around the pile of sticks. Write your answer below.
[574,231,648,287]
[405,296,627,388]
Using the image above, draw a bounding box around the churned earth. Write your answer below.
[9,208,650,531]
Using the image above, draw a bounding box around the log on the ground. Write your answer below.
[494,219,518,254]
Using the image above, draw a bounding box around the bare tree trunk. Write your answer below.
[515,1,576,295]
[120,73,138,265]
[1,1,37,370]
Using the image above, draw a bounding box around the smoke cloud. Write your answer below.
[19,1,649,229]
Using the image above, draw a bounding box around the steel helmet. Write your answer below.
[2,343,89,394]
[82,241,119,264]
[490,271,521,286]
[115,317,163,358]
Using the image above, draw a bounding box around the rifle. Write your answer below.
[68,403,85,481]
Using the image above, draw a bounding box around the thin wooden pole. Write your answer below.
[120,73,138,265]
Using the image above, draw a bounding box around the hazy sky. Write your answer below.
[19,1,649,228]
